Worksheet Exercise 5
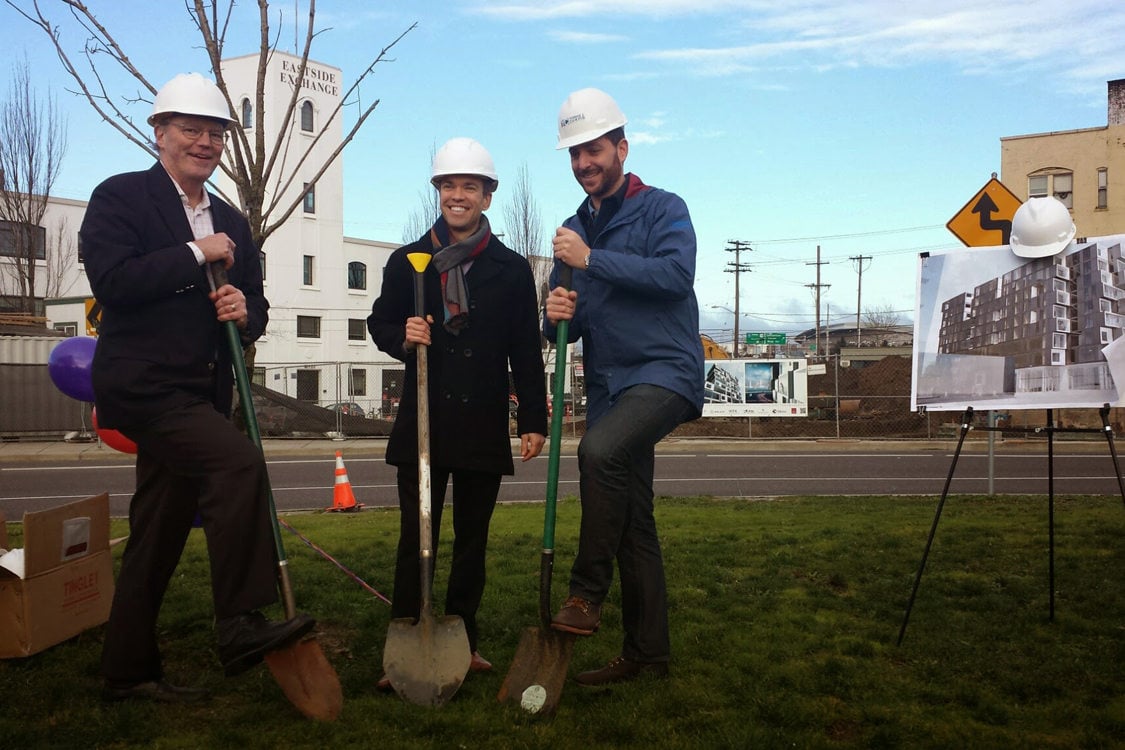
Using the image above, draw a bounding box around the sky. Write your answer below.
[3,0,1124,345]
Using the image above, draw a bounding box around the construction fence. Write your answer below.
[3,352,1121,442]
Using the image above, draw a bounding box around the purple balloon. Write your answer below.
[47,336,98,403]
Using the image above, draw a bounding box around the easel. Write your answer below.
[897,403,1125,645]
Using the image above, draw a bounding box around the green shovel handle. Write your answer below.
[540,264,572,626]
[207,262,297,619]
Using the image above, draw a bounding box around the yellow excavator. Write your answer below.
[700,334,729,360]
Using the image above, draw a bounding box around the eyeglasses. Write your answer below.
[167,122,228,145]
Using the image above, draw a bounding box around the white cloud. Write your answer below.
[548,30,629,44]
[471,1,1125,92]
[471,1,760,21]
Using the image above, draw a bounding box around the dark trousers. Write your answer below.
[100,401,278,683]
[391,465,501,653]
[570,384,695,663]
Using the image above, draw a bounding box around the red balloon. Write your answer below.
[91,407,137,455]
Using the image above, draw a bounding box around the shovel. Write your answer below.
[382,251,471,707]
[497,265,576,716]
[207,263,343,722]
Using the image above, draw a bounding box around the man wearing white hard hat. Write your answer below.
[544,88,705,685]
[82,73,314,702]
[368,137,547,686]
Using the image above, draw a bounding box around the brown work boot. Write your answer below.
[551,595,601,636]
[575,656,668,687]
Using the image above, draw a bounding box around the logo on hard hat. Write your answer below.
[560,114,586,128]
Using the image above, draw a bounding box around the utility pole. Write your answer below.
[724,240,753,357]
[805,245,830,358]
[849,254,872,346]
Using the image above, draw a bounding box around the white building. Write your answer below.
[37,53,403,416]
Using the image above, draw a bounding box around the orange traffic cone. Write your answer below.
[327,450,363,512]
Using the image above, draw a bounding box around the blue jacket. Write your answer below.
[545,174,705,426]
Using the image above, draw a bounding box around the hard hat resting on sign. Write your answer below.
[148,73,234,126]
[431,137,499,192]
[556,88,627,150]
[1009,196,1076,259]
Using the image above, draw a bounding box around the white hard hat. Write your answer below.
[556,88,627,150]
[1010,196,1076,258]
[148,73,234,126]
[431,137,498,191]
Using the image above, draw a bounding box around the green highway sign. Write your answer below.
[745,332,787,345]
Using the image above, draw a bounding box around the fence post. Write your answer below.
[834,354,841,439]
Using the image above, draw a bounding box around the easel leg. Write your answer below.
[1098,403,1125,508]
[897,406,973,646]
[1047,409,1055,622]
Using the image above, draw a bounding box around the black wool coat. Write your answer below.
[368,233,547,476]
[81,162,267,429]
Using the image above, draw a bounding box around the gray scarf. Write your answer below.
[429,214,491,335]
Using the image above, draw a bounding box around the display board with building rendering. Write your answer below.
[912,235,1125,410]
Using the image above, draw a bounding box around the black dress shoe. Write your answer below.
[102,680,210,703]
[574,656,669,687]
[216,610,316,677]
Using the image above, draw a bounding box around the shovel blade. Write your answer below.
[383,612,471,707]
[264,637,343,721]
[497,626,575,716]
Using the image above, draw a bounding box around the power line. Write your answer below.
[748,224,945,245]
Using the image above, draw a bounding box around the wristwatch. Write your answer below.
[584,252,591,269]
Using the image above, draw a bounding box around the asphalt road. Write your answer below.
[2,437,1123,518]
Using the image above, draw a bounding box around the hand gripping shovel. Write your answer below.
[497,266,576,716]
[382,252,471,707]
[207,263,343,721]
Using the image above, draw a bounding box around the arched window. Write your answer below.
[300,100,314,132]
[348,261,367,290]
[241,98,253,129]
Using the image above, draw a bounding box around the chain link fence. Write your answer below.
[5,352,1122,441]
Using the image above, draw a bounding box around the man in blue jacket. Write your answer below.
[544,88,705,686]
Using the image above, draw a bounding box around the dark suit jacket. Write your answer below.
[81,162,267,429]
[367,233,547,476]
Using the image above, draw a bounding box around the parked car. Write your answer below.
[326,401,367,418]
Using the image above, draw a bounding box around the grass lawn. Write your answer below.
[1,494,1122,749]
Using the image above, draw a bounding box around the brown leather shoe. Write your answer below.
[376,675,393,693]
[470,651,492,672]
[575,656,668,687]
[551,596,601,636]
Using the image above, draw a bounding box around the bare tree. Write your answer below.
[44,216,76,298]
[6,0,416,251]
[401,142,439,243]
[501,162,543,260]
[862,303,903,330]
[499,161,550,311]
[0,56,68,315]
[401,187,439,244]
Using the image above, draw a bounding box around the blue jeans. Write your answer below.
[569,384,695,663]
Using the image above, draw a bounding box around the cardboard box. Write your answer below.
[0,493,114,658]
